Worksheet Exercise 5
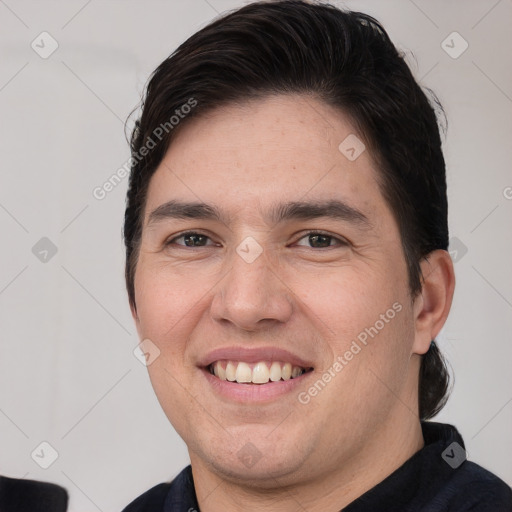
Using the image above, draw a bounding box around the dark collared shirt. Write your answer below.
[122,422,512,511]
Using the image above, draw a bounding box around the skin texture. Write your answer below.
[131,94,455,511]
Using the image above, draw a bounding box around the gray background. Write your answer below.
[1,1,511,510]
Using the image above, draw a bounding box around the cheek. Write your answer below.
[134,264,207,432]
[290,260,413,411]
[135,260,207,329]
[133,263,209,371]
[287,262,404,345]
[298,269,413,423]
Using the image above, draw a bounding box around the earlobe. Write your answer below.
[412,250,455,355]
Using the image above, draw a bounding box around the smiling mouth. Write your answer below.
[207,360,314,385]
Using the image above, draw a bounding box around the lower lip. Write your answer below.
[200,368,312,403]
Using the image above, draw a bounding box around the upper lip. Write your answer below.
[198,347,314,369]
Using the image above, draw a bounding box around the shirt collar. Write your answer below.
[343,421,465,510]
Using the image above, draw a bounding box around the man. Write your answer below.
[121,1,512,510]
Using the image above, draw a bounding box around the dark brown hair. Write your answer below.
[124,0,451,419]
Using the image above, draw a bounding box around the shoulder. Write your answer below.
[0,475,68,512]
[121,482,172,512]
[440,460,512,511]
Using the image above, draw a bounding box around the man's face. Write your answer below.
[132,95,421,485]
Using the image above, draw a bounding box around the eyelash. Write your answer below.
[165,230,349,249]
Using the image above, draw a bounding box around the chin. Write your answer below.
[190,426,313,486]
[208,452,307,487]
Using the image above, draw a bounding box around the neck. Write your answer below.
[190,412,424,512]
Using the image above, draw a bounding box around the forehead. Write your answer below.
[144,94,386,225]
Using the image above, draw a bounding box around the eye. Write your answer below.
[165,230,347,249]
[166,231,216,248]
[295,231,348,249]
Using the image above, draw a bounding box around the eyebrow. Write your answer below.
[147,199,372,229]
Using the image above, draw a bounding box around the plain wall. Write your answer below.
[0,1,511,510]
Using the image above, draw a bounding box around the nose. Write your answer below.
[210,245,294,332]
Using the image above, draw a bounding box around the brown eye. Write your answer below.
[295,232,347,248]
[167,232,214,247]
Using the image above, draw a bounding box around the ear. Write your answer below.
[412,249,455,355]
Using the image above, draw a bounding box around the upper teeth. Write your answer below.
[210,361,307,384]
